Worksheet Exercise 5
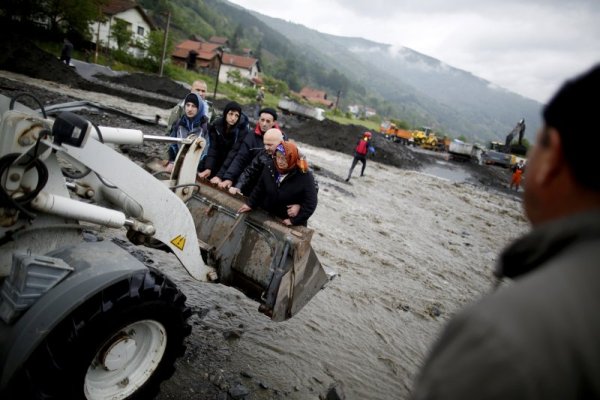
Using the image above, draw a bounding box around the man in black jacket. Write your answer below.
[411,64,600,400]
[217,107,279,189]
[228,128,283,195]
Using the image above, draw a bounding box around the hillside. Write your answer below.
[250,12,542,143]
[147,0,541,143]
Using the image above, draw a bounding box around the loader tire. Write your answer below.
[8,268,192,400]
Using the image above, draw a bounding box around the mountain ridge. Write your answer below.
[244,8,541,143]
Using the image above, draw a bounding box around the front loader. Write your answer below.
[0,93,329,399]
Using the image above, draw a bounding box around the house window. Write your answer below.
[137,26,144,36]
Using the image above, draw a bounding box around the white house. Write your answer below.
[218,52,260,85]
[90,0,155,58]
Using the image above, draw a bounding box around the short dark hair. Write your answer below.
[259,107,278,121]
[543,64,600,191]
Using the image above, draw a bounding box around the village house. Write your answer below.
[347,104,361,116]
[171,38,260,86]
[347,104,377,118]
[89,0,155,58]
[364,107,377,117]
[299,87,334,108]
[208,36,230,47]
[171,39,222,70]
[218,52,261,85]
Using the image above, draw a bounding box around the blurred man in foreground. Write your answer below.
[411,64,600,399]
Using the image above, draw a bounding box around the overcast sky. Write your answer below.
[227,0,600,103]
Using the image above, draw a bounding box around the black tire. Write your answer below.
[7,268,191,400]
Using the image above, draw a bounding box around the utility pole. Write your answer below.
[334,89,342,111]
[159,10,171,77]
[94,17,101,64]
[213,52,222,100]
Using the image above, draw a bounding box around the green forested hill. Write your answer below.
[141,0,541,142]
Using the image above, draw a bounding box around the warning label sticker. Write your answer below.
[170,235,186,250]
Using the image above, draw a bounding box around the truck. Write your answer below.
[380,123,414,145]
[277,99,325,121]
[0,93,329,399]
[448,140,483,162]
[483,149,514,168]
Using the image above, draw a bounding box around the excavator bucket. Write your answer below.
[186,181,329,322]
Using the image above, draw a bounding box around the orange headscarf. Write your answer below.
[274,141,309,174]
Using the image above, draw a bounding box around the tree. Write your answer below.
[147,29,173,63]
[226,69,244,86]
[230,24,243,52]
[43,0,107,39]
[110,18,132,51]
[262,76,288,96]
[0,0,40,23]
[254,40,262,63]
[1,0,106,40]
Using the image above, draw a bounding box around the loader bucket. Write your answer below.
[187,182,328,322]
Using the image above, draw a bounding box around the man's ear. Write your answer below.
[537,127,565,186]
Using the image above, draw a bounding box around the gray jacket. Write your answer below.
[412,210,600,400]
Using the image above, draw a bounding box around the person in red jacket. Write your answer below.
[345,131,375,182]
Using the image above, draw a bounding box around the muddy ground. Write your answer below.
[0,35,524,400]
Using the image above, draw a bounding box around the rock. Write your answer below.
[223,330,243,340]
[229,383,250,399]
[320,382,346,400]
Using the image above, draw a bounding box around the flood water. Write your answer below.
[151,144,527,399]
[420,159,472,183]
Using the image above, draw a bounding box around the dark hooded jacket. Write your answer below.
[205,102,249,178]
[167,93,208,170]
[221,121,281,183]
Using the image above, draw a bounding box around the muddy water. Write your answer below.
[147,144,528,399]
[420,159,472,183]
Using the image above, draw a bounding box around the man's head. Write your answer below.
[223,101,242,127]
[263,128,284,154]
[191,80,208,99]
[184,93,201,118]
[258,108,277,133]
[524,64,600,225]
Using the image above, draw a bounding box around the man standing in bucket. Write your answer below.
[411,64,600,400]
[345,131,375,182]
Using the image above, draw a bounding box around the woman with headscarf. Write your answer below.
[201,101,249,180]
[238,141,317,226]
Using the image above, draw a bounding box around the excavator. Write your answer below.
[0,93,329,399]
[483,119,528,167]
[504,118,527,156]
